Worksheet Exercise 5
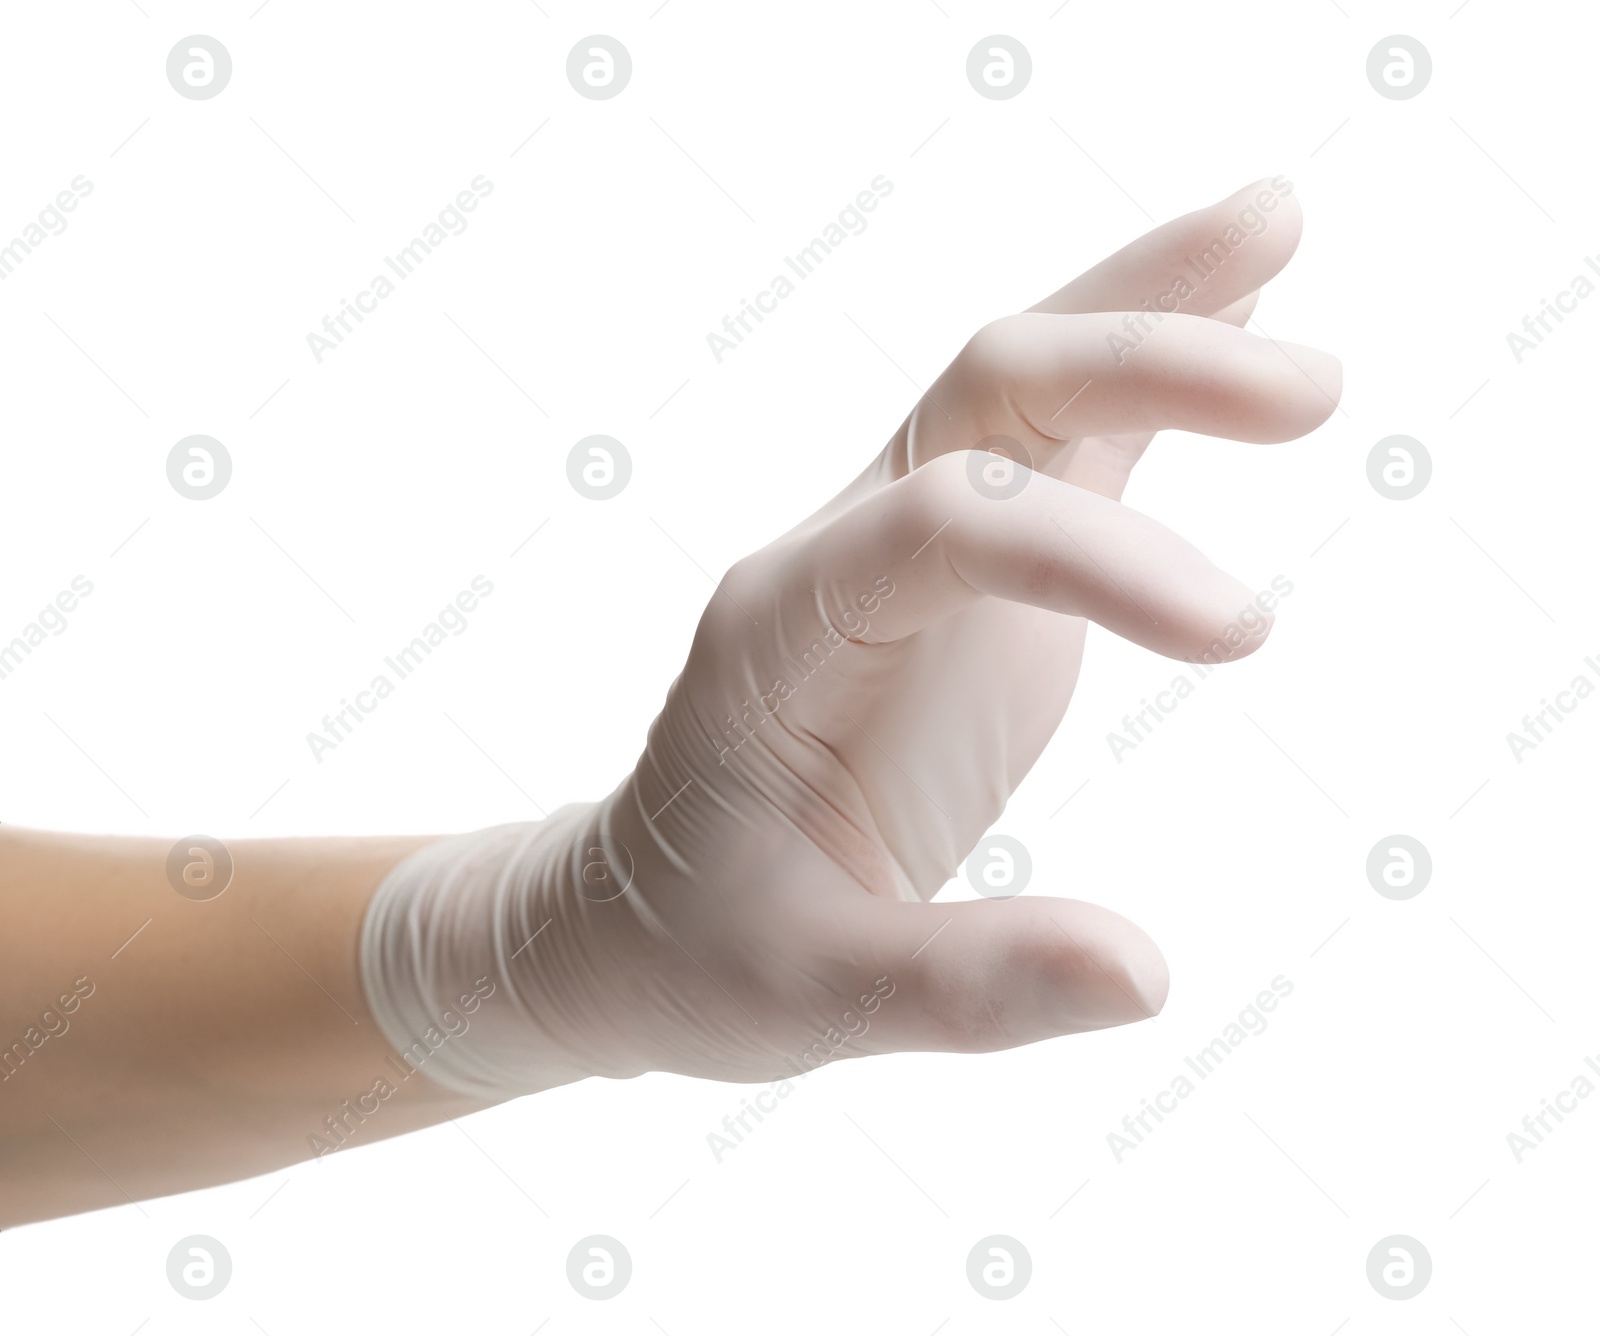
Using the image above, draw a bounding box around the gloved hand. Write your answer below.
[360,178,1342,1100]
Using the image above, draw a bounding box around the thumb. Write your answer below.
[851,894,1169,1056]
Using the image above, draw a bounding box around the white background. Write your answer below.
[2,1,1596,1331]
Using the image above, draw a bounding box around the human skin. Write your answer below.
[0,829,491,1227]
[0,177,1339,1227]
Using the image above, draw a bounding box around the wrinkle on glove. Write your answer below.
[359,178,1340,1102]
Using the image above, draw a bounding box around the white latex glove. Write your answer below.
[361,178,1342,1100]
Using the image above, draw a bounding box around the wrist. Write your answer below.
[358,802,611,1101]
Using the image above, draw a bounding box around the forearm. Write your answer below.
[0,826,492,1227]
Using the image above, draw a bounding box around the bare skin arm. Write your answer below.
[0,826,489,1228]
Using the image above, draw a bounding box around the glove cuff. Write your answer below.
[358,804,602,1101]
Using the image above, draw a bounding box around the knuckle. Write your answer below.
[699,553,765,631]
[716,552,760,602]
[907,450,978,522]
[957,315,1024,382]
